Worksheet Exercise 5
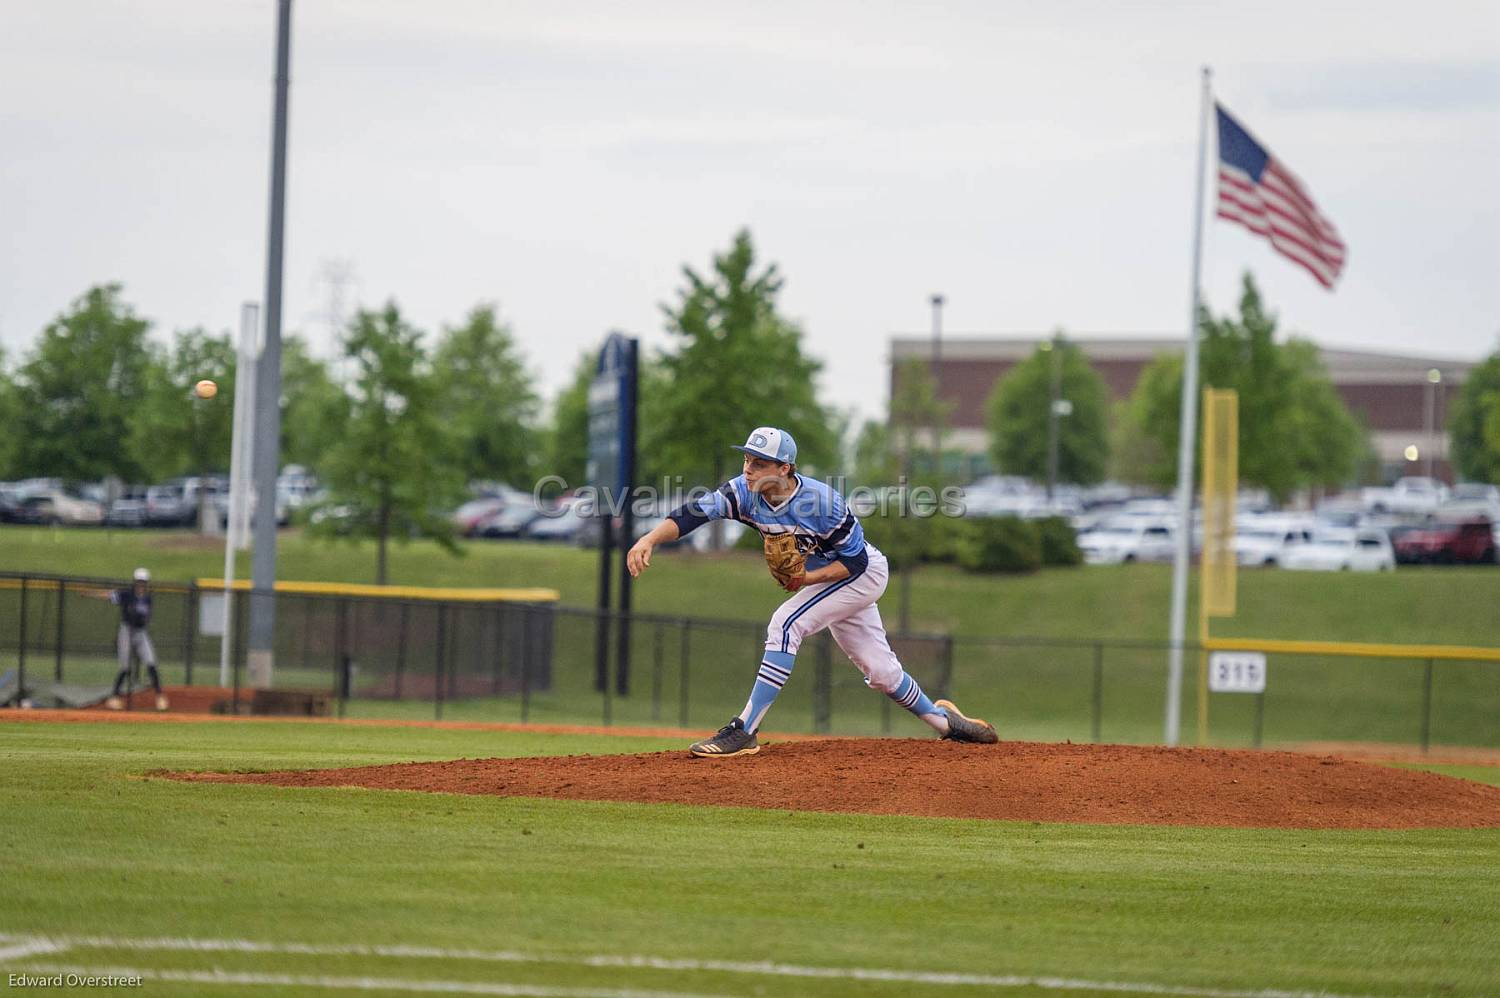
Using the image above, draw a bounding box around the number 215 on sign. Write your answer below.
[1209,652,1267,693]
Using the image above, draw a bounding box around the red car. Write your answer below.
[1393,516,1496,565]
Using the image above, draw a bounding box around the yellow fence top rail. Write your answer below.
[195,578,559,604]
[1203,636,1500,663]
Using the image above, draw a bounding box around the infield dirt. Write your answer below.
[164,738,1500,830]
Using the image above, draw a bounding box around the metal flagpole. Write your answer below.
[1165,66,1212,747]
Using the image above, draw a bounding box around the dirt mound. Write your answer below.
[164,739,1500,829]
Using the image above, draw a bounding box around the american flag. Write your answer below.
[1215,104,1346,289]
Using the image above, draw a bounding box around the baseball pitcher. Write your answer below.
[627,426,998,757]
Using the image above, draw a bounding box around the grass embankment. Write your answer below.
[5,525,1499,643]
[0,718,1496,996]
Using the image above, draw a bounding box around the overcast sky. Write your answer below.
[3,0,1497,425]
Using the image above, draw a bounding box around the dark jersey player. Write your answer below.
[88,568,167,711]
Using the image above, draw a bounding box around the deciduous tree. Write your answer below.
[12,285,156,481]
[130,328,237,482]
[1122,274,1366,501]
[280,335,349,476]
[431,304,540,488]
[1449,350,1500,484]
[984,335,1110,485]
[313,302,464,584]
[656,229,836,490]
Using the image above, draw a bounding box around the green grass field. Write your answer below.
[1,718,1496,997]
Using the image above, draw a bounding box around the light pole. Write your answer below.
[1425,368,1441,481]
[929,294,945,477]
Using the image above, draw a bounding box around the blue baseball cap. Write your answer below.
[733,426,797,464]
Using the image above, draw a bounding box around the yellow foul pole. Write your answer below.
[1198,388,1239,744]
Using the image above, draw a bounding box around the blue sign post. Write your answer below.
[586,333,639,702]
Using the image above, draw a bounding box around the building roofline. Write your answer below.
[889,334,1480,378]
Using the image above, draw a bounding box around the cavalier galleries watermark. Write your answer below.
[8,972,143,989]
[529,476,967,520]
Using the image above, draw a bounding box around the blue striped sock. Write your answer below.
[738,651,794,732]
[887,672,947,731]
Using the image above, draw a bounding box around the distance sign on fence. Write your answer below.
[1208,652,1267,694]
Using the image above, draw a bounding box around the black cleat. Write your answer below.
[936,699,999,744]
[689,717,760,758]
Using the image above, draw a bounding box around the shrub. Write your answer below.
[1033,516,1082,567]
[861,509,965,569]
[957,516,1041,574]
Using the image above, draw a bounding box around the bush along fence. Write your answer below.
[0,571,1495,750]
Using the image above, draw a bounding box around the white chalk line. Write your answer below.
[1,933,1391,998]
[15,964,711,998]
[0,937,67,962]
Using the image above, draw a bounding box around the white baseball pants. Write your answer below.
[764,545,904,694]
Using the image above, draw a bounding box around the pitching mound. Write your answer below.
[165,739,1500,829]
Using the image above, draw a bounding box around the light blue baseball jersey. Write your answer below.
[668,474,869,577]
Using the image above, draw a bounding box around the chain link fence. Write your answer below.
[2,571,1495,748]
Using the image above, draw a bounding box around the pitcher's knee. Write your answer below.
[861,663,904,695]
[766,612,812,656]
[764,629,806,657]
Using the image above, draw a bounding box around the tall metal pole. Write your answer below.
[1166,66,1212,747]
[928,294,944,475]
[248,0,292,690]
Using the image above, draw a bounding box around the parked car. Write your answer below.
[14,489,106,526]
[0,485,25,523]
[277,465,320,512]
[451,497,505,535]
[105,488,150,527]
[1283,528,1396,572]
[1077,519,1175,564]
[1233,520,1315,567]
[144,477,224,527]
[1360,477,1449,515]
[1392,516,1496,565]
[1441,483,1500,524]
[523,499,588,543]
[473,502,543,539]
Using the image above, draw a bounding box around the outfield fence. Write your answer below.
[1,570,1495,749]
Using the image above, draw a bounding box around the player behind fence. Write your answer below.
[85,567,168,711]
[627,426,998,757]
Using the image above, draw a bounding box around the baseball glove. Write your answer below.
[763,532,807,592]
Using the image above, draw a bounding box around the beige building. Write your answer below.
[889,336,1477,483]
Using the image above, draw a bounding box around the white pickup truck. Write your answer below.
[1360,477,1449,515]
